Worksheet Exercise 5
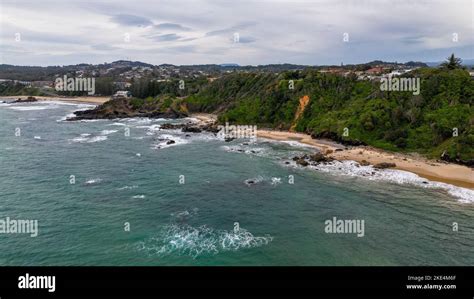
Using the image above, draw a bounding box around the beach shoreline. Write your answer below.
[1,98,471,190]
[257,129,474,190]
[189,113,473,190]
[0,95,110,105]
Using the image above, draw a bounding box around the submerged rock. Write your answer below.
[11,96,38,103]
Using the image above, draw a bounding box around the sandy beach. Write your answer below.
[189,114,473,190]
[0,95,110,105]
[257,129,474,189]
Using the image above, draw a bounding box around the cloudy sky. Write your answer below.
[0,0,472,66]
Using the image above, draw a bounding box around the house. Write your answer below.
[366,67,384,75]
[112,90,132,99]
[31,81,54,88]
[113,82,132,89]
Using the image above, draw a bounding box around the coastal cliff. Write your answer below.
[67,97,188,121]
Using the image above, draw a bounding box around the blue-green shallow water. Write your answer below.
[0,101,473,265]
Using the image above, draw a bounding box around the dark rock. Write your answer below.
[11,96,38,103]
[296,158,309,167]
[440,150,474,168]
[373,162,396,169]
[309,152,333,163]
[166,140,175,145]
[67,98,188,121]
[360,160,370,166]
[161,123,185,130]
[182,126,202,133]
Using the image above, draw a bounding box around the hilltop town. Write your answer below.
[0,60,445,97]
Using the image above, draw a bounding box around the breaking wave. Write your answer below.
[136,224,273,259]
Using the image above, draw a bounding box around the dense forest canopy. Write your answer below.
[181,68,473,163]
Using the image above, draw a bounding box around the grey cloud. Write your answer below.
[401,36,425,45]
[206,22,257,37]
[155,23,191,31]
[110,14,153,27]
[148,33,182,42]
[91,44,121,51]
[235,36,256,43]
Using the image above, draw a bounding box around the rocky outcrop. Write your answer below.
[67,98,188,121]
[11,96,38,103]
[292,152,333,167]
[373,162,397,169]
[440,151,474,168]
[309,153,334,163]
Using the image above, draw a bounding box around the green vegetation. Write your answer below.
[0,82,43,96]
[440,53,464,70]
[129,77,209,99]
[181,67,473,164]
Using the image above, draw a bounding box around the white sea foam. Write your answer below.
[132,195,146,199]
[88,136,108,143]
[33,136,41,140]
[152,134,188,149]
[56,112,76,122]
[100,129,118,135]
[85,178,102,185]
[136,224,273,259]
[118,185,138,190]
[8,104,59,111]
[257,138,473,203]
[108,122,127,127]
[40,100,95,108]
[289,159,474,203]
[221,145,267,156]
[69,135,107,143]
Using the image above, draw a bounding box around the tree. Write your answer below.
[440,53,463,70]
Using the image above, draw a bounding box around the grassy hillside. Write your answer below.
[183,68,474,164]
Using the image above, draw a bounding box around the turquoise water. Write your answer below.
[0,101,473,266]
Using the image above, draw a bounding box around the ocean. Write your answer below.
[0,100,473,266]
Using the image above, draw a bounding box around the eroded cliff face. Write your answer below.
[290,95,310,131]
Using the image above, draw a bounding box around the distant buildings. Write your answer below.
[366,67,385,75]
[112,90,132,99]
[113,81,132,89]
